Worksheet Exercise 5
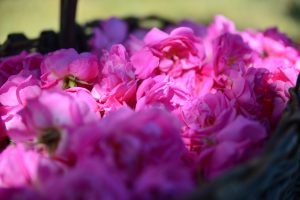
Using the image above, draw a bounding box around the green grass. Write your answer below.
[0,0,299,43]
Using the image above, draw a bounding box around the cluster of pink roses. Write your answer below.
[0,15,298,199]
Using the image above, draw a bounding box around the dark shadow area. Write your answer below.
[287,0,300,22]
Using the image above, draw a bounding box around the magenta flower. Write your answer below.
[0,70,41,135]
[0,15,298,198]
[165,19,207,38]
[65,87,100,117]
[135,75,188,112]
[130,47,160,79]
[133,162,195,200]
[41,49,100,89]
[239,29,264,54]
[213,33,253,75]
[0,144,42,187]
[0,119,7,152]
[198,115,267,180]
[88,17,128,55]
[0,52,42,87]
[262,27,299,62]
[131,27,204,79]
[91,45,137,114]
[10,90,98,157]
[222,70,258,117]
[242,27,299,65]
[98,108,185,182]
[67,122,102,161]
[254,54,298,86]
[0,187,42,200]
[201,15,236,62]
[172,69,214,98]
[42,158,128,200]
[264,27,294,47]
[0,70,41,108]
[207,15,235,37]
[246,67,290,125]
[181,92,237,152]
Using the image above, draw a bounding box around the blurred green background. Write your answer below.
[0,0,300,43]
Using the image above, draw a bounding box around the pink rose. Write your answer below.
[223,70,259,117]
[133,162,195,200]
[207,15,236,38]
[136,75,188,112]
[10,90,98,158]
[0,70,41,134]
[254,56,297,85]
[0,52,42,86]
[198,115,267,180]
[181,92,237,152]
[172,69,214,98]
[98,108,185,182]
[241,27,299,66]
[213,33,253,76]
[130,48,160,79]
[0,187,42,200]
[0,70,41,108]
[262,27,299,62]
[202,15,236,62]
[67,122,102,160]
[0,144,41,187]
[66,87,100,117]
[240,30,264,54]
[41,49,99,89]
[165,19,207,38]
[42,158,128,200]
[91,45,137,114]
[0,119,8,152]
[131,27,204,79]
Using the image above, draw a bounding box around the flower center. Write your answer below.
[63,75,77,89]
[203,136,215,146]
[226,56,236,66]
[38,127,61,154]
[63,75,91,89]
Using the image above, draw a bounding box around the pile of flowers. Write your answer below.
[0,15,299,199]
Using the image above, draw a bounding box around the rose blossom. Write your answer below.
[262,27,299,62]
[0,187,42,200]
[97,107,186,182]
[0,14,297,198]
[0,70,41,108]
[172,68,214,98]
[135,75,188,112]
[65,87,100,116]
[212,33,253,76]
[165,19,207,38]
[0,70,41,136]
[9,90,99,159]
[241,27,299,81]
[181,92,237,152]
[222,69,259,118]
[41,49,100,89]
[201,15,236,62]
[0,119,8,152]
[42,158,128,200]
[197,115,267,180]
[0,52,42,87]
[133,162,195,200]
[0,144,41,187]
[207,15,236,38]
[91,45,137,115]
[131,27,205,79]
